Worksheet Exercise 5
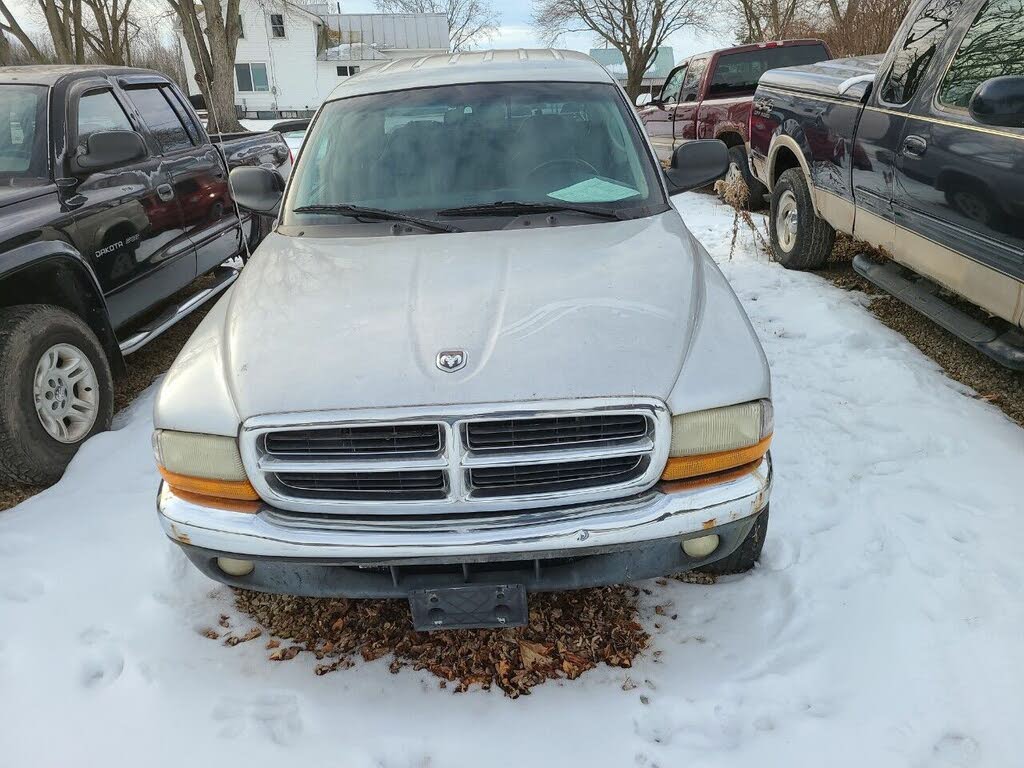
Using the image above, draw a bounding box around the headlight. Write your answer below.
[662,400,772,481]
[153,430,258,502]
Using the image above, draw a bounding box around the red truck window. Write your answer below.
[708,45,830,99]
[679,58,708,102]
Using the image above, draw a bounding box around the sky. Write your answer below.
[344,0,734,66]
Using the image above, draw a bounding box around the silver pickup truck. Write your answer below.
[153,50,773,631]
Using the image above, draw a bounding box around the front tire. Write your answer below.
[770,168,835,269]
[0,305,114,485]
[696,507,769,576]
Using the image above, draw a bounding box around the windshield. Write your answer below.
[0,85,48,180]
[283,81,666,230]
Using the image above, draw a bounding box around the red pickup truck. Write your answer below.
[638,40,831,207]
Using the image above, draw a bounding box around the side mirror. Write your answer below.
[230,165,285,216]
[969,76,1024,128]
[664,140,729,194]
[70,130,146,175]
[635,93,653,108]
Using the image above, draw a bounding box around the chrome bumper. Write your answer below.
[157,457,771,563]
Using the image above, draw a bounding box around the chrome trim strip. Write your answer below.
[257,455,450,473]
[240,398,671,516]
[158,457,771,561]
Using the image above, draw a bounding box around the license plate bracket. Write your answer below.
[408,583,528,631]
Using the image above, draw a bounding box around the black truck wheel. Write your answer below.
[770,168,835,269]
[727,145,767,211]
[0,305,114,485]
[696,507,770,576]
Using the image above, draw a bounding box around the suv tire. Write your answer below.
[727,145,767,211]
[0,305,114,485]
[696,506,769,575]
[770,168,835,269]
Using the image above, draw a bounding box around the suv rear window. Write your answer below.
[708,45,830,98]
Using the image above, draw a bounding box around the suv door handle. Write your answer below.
[157,183,174,201]
[901,135,928,157]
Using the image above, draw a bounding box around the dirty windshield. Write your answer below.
[284,81,666,227]
[0,85,48,180]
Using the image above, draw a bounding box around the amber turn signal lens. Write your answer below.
[661,435,771,481]
[158,466,260,501]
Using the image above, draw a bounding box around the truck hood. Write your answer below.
[759,54,884,101]
[220,212,702,419]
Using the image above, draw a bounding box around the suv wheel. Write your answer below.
[726,145,767,211]
[0,305,113,485]
[770,168,835,269]
[696,507,770,575]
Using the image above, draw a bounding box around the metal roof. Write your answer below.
[325,49,616,100]
[319,13,450,54]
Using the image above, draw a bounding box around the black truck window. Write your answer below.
[880,0,964,105]
[708,45,830,98]
[126,86,195,154]
[77,89,133,145]
[938,0,1024,108]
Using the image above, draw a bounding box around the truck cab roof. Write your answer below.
[326,49,617,101]
[0,65,167,87]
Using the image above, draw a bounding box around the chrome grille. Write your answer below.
[464,414,648,451]
[243,400,670,517]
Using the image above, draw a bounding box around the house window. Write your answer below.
[336,65,360,77]
[235,63,270,93]
[238,14,244,38]
[270,13,285,38]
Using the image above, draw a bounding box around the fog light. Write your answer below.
[682,534,720,558]
[217,557,254,577]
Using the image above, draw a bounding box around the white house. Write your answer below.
[179,0,450,119]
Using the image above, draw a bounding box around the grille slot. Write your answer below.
[264,424,443,457]
[465,414,648,451]
[274,470,448,501]
[469,455,646,496]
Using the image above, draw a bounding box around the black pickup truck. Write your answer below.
[0,65,291,485]
[750,0,1024,368]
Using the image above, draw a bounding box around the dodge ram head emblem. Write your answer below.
[436,350,467,372]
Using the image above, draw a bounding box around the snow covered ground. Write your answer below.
[2,193,1023,767]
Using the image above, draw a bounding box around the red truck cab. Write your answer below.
[639,40,831,205]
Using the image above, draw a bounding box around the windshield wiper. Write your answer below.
[436,201,626,220]
[292,204,462,233]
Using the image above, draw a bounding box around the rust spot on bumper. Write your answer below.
[170,524,191,545]
[702,518,717,530]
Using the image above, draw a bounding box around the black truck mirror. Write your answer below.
[664,139,729,194]
[230,165,285,216]
[70,130,146,175]
[969,76,1024,128]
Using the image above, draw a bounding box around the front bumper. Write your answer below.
[158,456,771,597]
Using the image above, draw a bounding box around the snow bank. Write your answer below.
[1,193,1022,767]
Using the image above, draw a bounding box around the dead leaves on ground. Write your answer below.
[205,586,649,698]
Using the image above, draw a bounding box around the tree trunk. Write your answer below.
[624,60,647,102]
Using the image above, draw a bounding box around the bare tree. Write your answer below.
[373,0,498,51]
[165,0,244,132]
[533,0,715,100]
[729,0,803,41]
[0,4,48,62]
[81,0,137,64]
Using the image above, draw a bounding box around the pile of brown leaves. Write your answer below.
[204,586,649,698]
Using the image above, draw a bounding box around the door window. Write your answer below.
[77,89,133,145]
[879,0,963,105]
[126,87,194,154]
[679,57,708,102]
[938,0,1024,108]
[660,65,687,103]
